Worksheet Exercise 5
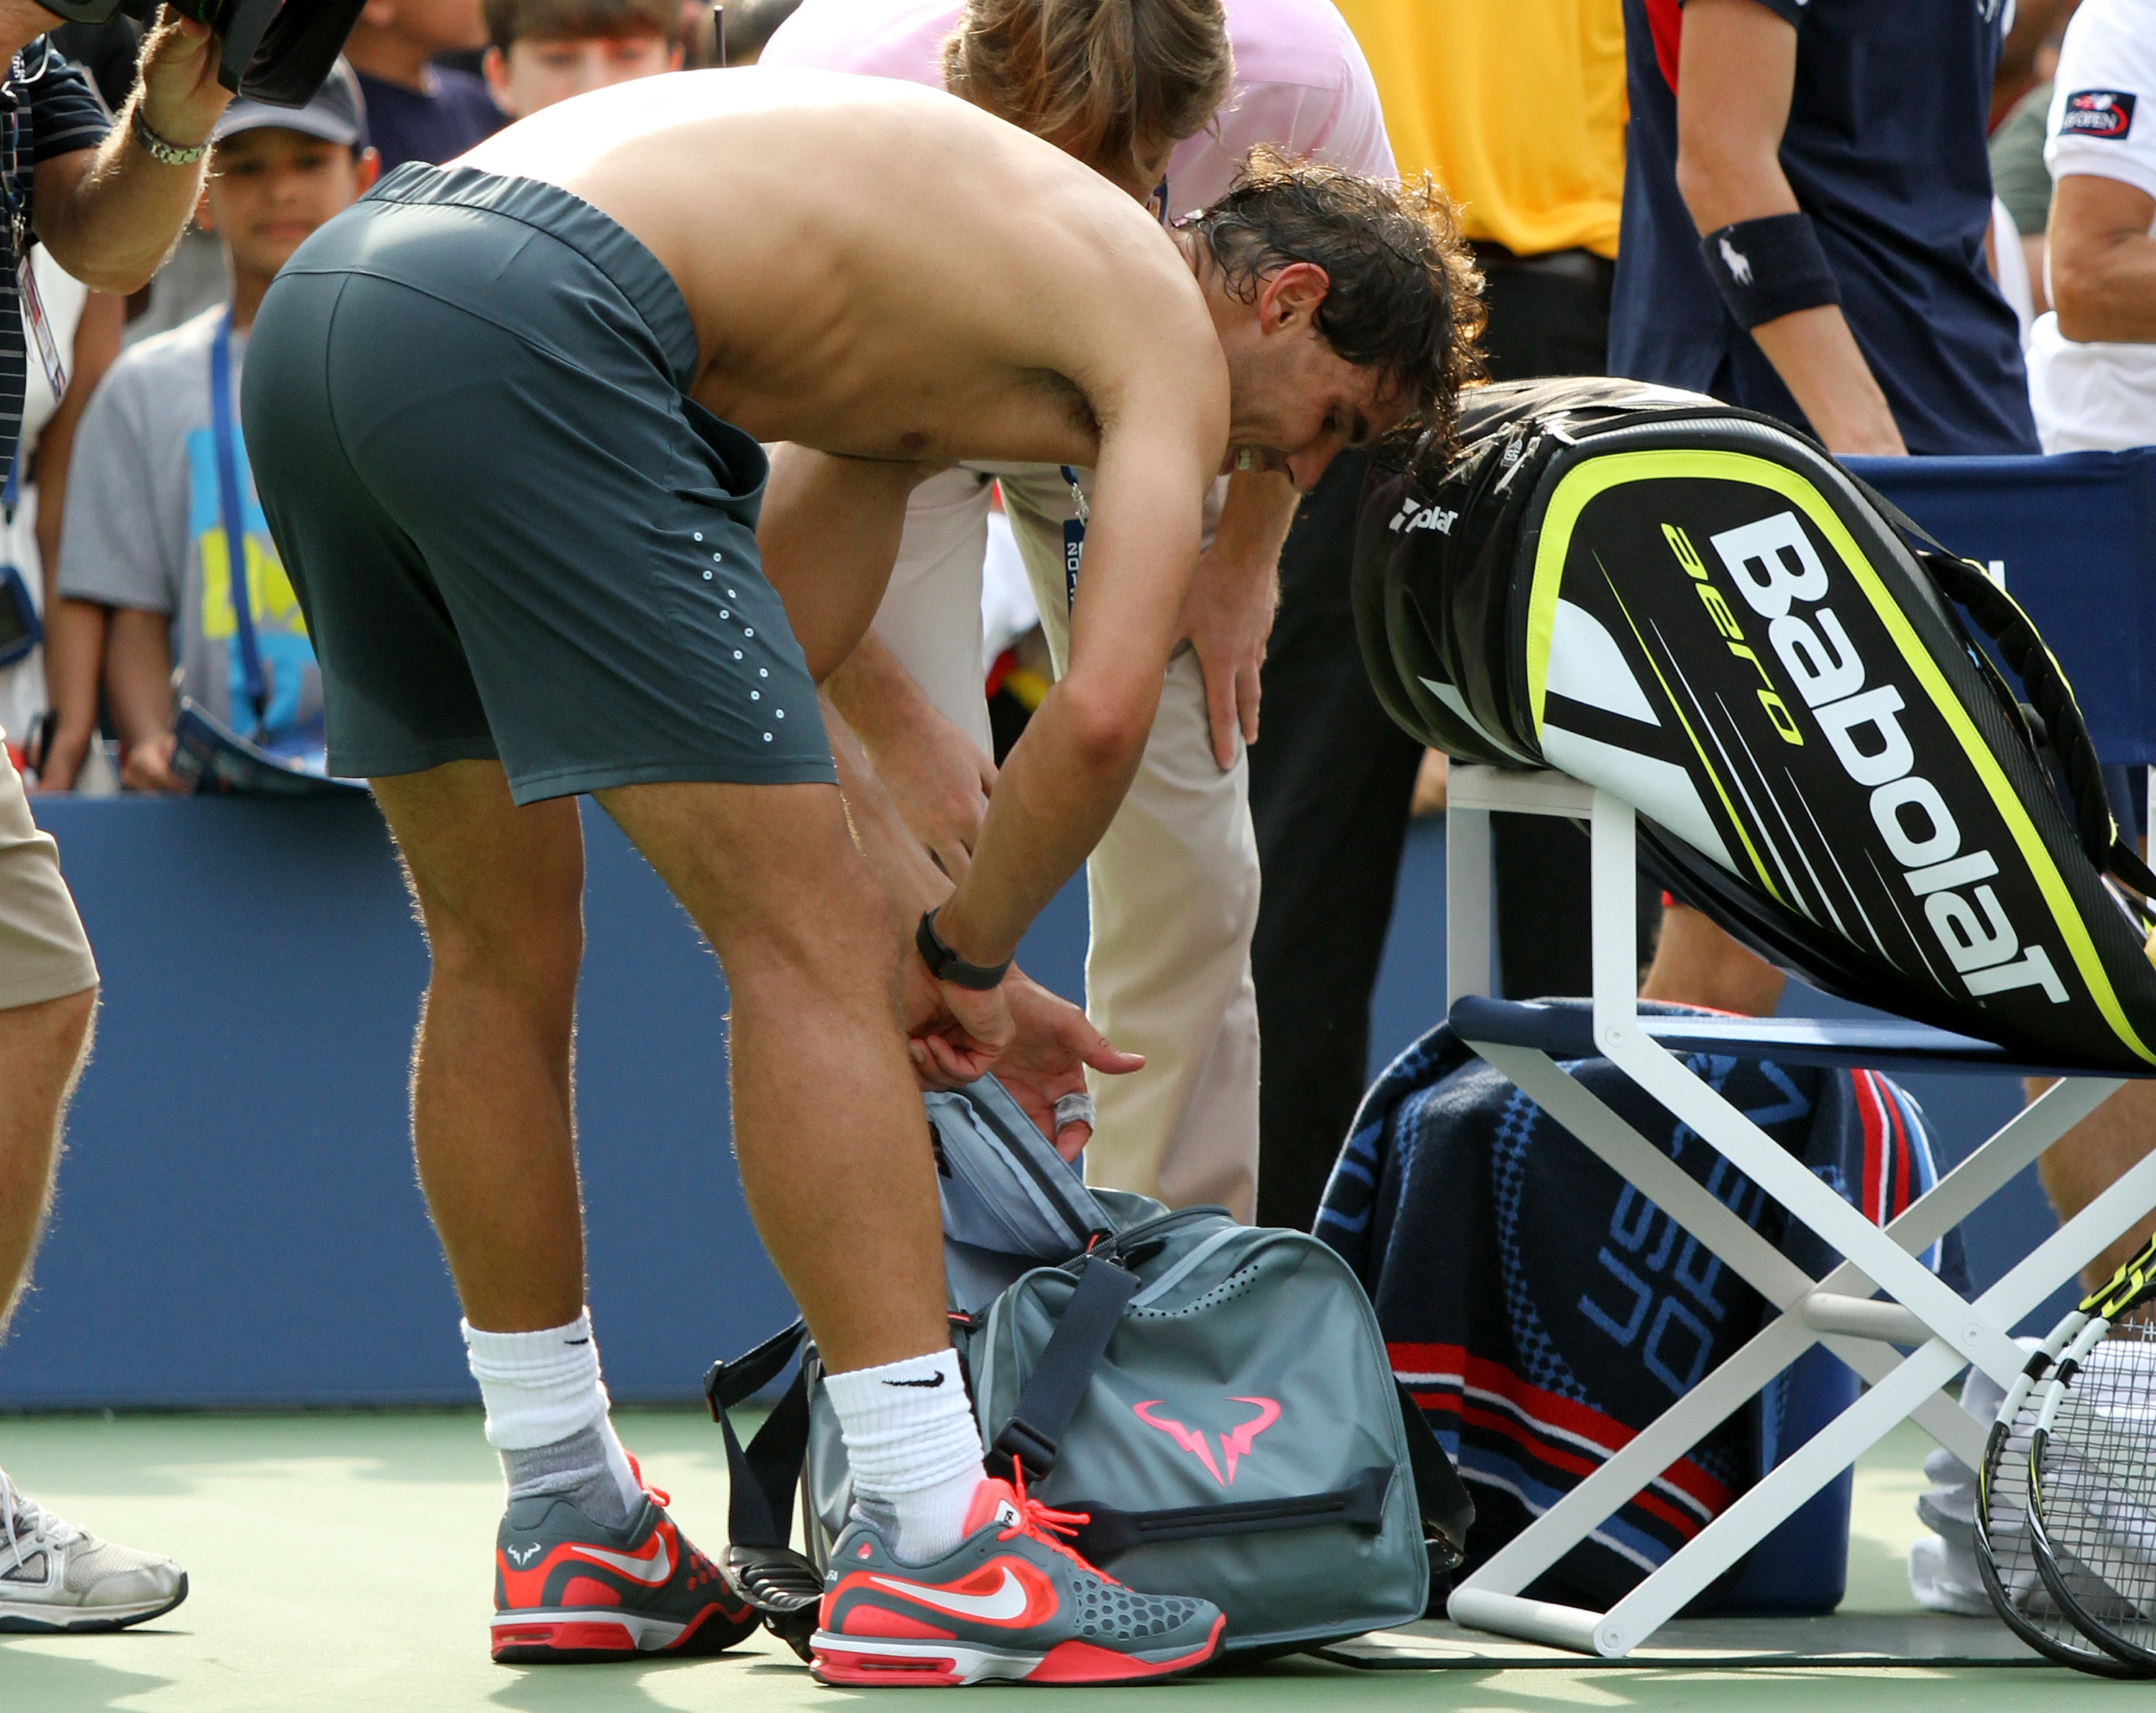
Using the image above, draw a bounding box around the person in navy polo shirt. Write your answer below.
[1613,0,2037,461]
[1610,0,2042,1017]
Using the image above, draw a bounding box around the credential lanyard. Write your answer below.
[1059,465,1087,614]
[209,312,269,737]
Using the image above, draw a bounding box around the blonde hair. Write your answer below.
[941,0,1233,184]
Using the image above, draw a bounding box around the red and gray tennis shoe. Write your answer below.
[491,1458,758,1663]
[811,1467,1225,1686]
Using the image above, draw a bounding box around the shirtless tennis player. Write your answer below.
[241,67,1470,1684]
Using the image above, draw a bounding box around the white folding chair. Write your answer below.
[1439,762,2156,1658]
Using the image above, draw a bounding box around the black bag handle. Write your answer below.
[990,1255,1138,1480]
[1066,1466,1393,1563]
[1850,472,2156,905]
[704,1319,811,1548]
[1393,1379,1473,1576]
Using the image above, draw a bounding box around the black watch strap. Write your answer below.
[916,910,1011,991]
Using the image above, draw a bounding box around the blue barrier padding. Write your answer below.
[0,797,1089,1408]
[1848,449,2156,765]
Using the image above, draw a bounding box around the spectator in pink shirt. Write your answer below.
[759,0,1397,1222]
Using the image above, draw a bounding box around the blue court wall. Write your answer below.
[0,795,1089,1410]
[0,804,2068,1408]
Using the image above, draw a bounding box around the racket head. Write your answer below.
[1976,1335,2148,1676]
[2027,1305,2156,1671]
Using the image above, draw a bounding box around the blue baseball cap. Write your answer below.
[211,56,368,150]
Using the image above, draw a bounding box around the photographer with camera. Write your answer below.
[1,2,235,1636]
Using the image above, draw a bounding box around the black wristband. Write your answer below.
[1698,213,1841,331]
[916,909,1011,991]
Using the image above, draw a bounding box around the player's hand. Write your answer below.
[875,705,995,881]
[900,954,1014,1088]
[1178,540,1278,770]
[134,6,234,151]
[993,971,1143,1160]
[119,731,185,793]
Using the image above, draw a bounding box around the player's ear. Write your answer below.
[1258,261,1331,333]
[665,40,685,69]
[482,45,512,106]
[354,147,382,195]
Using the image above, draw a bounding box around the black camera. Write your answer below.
[39,0,369,107]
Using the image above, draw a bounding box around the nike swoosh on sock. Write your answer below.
[883,1374,947,1388]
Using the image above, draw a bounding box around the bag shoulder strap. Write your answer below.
[704,1320,810,1548]
[1846,468,2156,903]
[991,1256,1138,1480]
[1394,1378,1473,1574]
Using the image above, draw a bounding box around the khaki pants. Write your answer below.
[872,465,1260,1221]
[0,743,98,1010]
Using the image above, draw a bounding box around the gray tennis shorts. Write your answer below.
[241,162,836,803]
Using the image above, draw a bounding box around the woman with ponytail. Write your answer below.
[760,0,1401,1226]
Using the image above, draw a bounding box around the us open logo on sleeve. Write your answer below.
[2061,90,2137,139]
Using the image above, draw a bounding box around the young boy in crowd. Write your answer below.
[482,0,681,118]
[37,65,379,793]
[345,0,503,169]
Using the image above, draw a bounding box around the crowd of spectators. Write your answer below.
[6,0,2152,802]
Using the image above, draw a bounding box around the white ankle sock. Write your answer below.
[822,1349,986,1564]
[462,1310,642,1525]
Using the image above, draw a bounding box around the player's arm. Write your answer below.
[2048,173,2156,343]
[1180,468,1296,770]
[826,628,996,880]
[931,368,1227,970]
[757,445,928,681]
[820,691,1140,1153]
[1674,0,1907,456]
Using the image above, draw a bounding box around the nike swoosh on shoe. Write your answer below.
[867,1567,1029,1622]
[564,1536,672,1586]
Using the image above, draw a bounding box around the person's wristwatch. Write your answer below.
[916,909,1010,991]
[130,106,211,166]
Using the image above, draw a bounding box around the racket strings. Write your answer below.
[2037,1321,2156,1645]
[1984,1390,2103,1652]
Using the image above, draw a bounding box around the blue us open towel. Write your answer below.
[1314,1000,1968,1612]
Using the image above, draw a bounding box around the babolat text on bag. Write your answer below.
[1355,377,2156,1070]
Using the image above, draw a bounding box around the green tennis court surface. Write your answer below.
[2,1410,2146,1709]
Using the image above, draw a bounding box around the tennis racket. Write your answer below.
[1976,1237,2156,1678]
[2027,1231,2156,1672]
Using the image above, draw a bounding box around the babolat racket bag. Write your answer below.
[704,1075,1470,1661]
[1356,375,2156,1070]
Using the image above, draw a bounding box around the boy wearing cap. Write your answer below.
[40,64,379,793]
[481,0,682,119]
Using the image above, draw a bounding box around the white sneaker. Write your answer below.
[0,1468,187,1633]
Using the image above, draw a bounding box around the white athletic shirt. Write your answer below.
[757,0,1398,204]
[2024,0,2156,453]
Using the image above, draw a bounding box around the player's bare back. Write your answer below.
[462,68,1223,469]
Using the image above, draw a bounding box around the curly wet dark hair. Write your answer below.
[1187,146,1487,450]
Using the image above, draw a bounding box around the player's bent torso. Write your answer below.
[461,70,1217,467]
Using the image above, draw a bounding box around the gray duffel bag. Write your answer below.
[706,1076,1471,1662]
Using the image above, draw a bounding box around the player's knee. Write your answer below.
[730,859,898,1005]
[422,881,583,1000]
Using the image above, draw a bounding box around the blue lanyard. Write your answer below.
[1056,179,1169,614]
[209,310,268,735]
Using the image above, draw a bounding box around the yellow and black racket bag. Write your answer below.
[1355,377,2156,1070]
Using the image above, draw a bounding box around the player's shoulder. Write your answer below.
[757,0,957,82]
